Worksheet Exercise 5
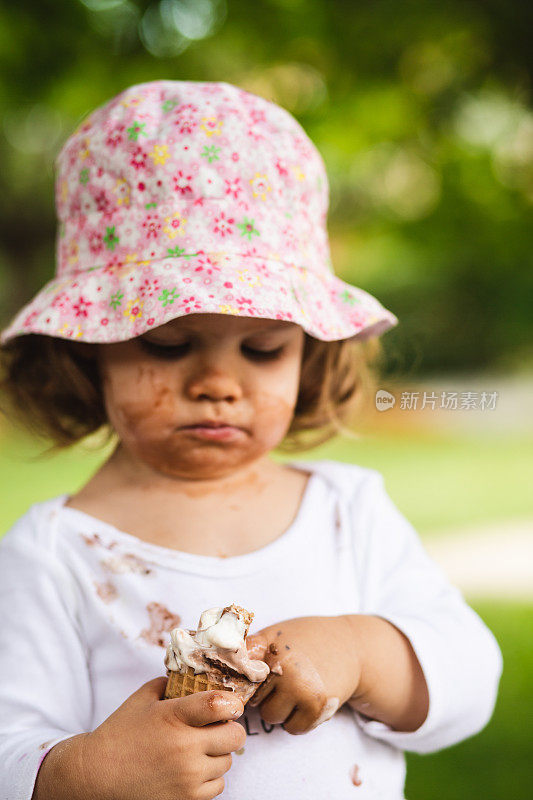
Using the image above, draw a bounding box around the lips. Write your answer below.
[181,420,241,429]
[179,422,246,442]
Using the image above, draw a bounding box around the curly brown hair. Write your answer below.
[0,331,384,459]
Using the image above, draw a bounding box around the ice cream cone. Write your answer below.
[164,666,226,699]
[164,665,260,704]
[164,604,269,705]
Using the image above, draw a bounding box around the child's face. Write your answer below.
[96,314,305,482]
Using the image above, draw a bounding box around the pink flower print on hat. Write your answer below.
[0,80,398,346]
[163,211,187,239]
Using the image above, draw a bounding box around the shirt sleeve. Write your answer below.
[0,508,93,799]
[351,472,503,754]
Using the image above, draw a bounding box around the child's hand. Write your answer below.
[79,677,246,800]
[245,616,361,735]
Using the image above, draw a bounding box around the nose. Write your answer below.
[185,360,244,403]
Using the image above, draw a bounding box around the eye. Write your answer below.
[242,345,284,361]
[138,339,190,360]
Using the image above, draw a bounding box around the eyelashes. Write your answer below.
[138,339,284,362]
[243,346,285,361]
[138,340,189,360]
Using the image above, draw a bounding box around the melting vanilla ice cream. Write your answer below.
[165,604,269,683]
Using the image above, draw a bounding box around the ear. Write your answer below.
[68,341,98,360]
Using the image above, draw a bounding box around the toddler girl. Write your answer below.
[0,80,502,800]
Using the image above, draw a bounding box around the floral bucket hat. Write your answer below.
[0,80,398,345]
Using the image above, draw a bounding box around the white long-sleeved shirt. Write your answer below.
[0,459,502,799]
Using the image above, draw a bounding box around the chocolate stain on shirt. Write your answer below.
[350,764,363,787]
[138,602,182,647]
[94,580,118,603]
[101,552,153,576]
[82,532,117,550]
[80,531,153,575]
[38,740,55,750]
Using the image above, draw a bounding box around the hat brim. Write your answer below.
[0,254,398,345]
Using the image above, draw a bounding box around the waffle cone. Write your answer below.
[164,666,260,704]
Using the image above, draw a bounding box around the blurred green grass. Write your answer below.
[290,429,533,535]
[1,426,531,536]
[406,601,533,800]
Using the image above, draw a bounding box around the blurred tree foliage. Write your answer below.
[0,0,531,376]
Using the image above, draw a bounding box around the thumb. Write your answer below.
[168,690,245,727]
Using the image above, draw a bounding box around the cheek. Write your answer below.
[248,356,302,433]
[101,362,176,438]
[254,390,294,425]
[249,388,298,447]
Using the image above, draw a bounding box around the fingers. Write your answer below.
[252,680,335,734]
[281,705,316,734]
[204,753,233,780]
[168,690,245,727]
[204,720,246,756]
[198,777,226,799]
[196,757,233,799]
[248,673,276,707]
[281,694,339,734]
[256,688,296,726]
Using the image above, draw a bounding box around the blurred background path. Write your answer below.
[425,518,533,600]
[364,374,533,599]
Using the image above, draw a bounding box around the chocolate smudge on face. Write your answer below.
[97,320,303,485]
[350,764,363,787]
[95,580,118,603]
[269,643,279,655]
[101,552,153,576]
[138,602,182,647]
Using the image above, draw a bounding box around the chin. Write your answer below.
[136,446,256,481]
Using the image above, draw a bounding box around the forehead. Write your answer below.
[148,313,299,336]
